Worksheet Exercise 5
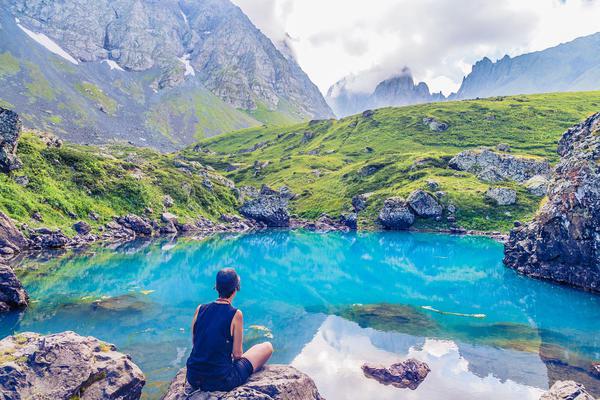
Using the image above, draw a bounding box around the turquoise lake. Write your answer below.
[1,231,599,399]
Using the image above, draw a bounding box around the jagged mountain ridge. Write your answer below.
[0,0,332,150]
[326,70,443,118]
[454,32,600,99]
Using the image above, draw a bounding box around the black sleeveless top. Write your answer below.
[186,302,238,383]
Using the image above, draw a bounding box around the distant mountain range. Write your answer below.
[327,32,600,118]
[0,0,332,150]
[326,68,443,118]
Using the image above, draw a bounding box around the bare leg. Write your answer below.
[242,342,273,372]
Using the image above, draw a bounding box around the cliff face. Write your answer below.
[0,0,332,150]
[455,33,600,99]
[504,112,600,292]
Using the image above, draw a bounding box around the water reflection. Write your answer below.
[2,231,599,399]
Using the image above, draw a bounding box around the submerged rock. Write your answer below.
[379,197,415,230]
[240,188,290,227]
[362,359,430,390]
[449,148,550,183]
[485,187,517,206]
[162,365,324,400]
[0,264,28,312]
[0,331,145,399]
[0,108,22,173]
[504,113,600,292]
[407,190,442,218]
[540,381,595,400]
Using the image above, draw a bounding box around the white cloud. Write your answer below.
[232,0,600,96]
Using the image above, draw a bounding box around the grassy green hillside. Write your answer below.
[0,132,239,235]
[181,91,600,232]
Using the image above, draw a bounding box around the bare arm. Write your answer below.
[231,310,244,359]
[191,305,201,342]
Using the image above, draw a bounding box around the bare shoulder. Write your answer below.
[234,309,243,320]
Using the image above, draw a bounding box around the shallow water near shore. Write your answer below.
[2,231,599,399]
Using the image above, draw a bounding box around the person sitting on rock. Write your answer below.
[185,268,273,393]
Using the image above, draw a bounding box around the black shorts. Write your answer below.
[188,358,254,392]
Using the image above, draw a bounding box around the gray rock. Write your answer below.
[0,108,22,173]
[449,148,550,183]
[240,192,289,228]
[407,190,443,218]
[504,112,600,292]
[13,175,29,187]
[73,221,92,235]
[163,195,175,208]
[524,175,550,197]
[358,163,385,177]
[540,381,595,400]
[496,143,511,152]
[352,193,370,212]
[362,359,430,390]
[423,117,448,132]
[117,215,153,236]
[0,331,145,399]
[379,197,415,230]
[485,188,517,206]
[162,365,323,400]
[0,212,27,253]
[0,264,28,312]
[340,213,358,230]
[30,228,71,249]
[426,180,440,191]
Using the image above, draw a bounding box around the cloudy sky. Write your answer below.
[232,0,600,96]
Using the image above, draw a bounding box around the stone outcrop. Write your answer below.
[407,190,443,218]
[540,381,595,400]
[0,212,27,255]
[0,331,145,399]
[0,264,28,312]
[362,359,430,390]
[422,117,449,132]
[485,187,517,206]
[162,365,324,400]
[239,186,290,227]
[379,198,415,230]
[504,112,600,292]
[449,148,550,183]
[0,108,22,173]
[524,175,550,197]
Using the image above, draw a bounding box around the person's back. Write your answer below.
[186,302,238,384]
[185,268,273,393]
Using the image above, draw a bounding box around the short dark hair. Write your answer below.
[216,268,240,298]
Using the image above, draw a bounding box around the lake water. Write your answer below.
[1,231,599,399]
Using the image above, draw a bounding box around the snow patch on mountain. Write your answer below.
[16,19,79,65]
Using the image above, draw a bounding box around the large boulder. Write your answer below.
[407,190,442,218]
[449,148,550,183]
[0,212,28,254]
[540,381,595,400]
[0,264,28,312]
[485,188,517,206]
[524,175,550,197]
[239,189,289,228]
[379,198,415,230]
[504,113,600,292]
[117,215,153,236]
[162,365,324,400]
[0,108,22,173]
[0,331,145,399]
[362,359,430,390]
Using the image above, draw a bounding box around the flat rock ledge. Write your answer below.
[540,381,596,400]
[362,359,430,390]
[162,365,324,400]
[0,331,145,400]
